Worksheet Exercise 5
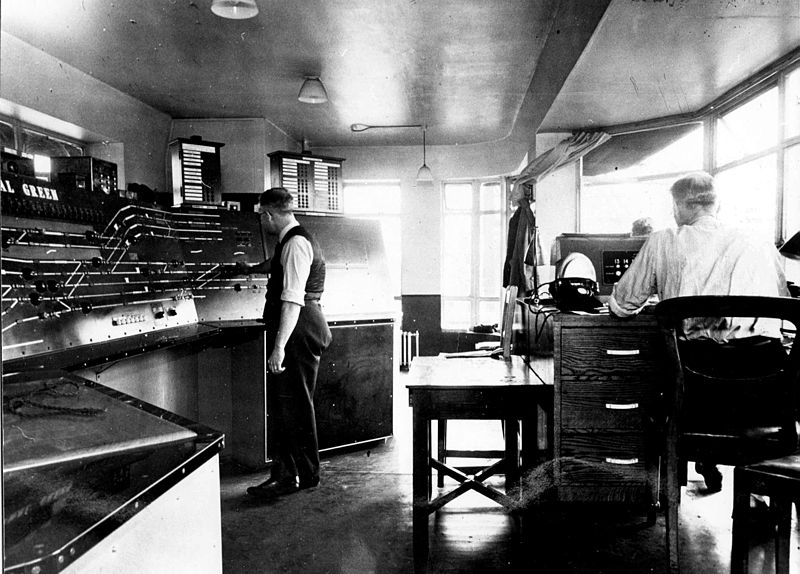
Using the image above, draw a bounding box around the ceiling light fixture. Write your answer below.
[350,123,421,132]
[298,77,329,104]
[211,0,259,19]
[350,123,433,181]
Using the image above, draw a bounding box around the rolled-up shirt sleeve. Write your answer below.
[609,236,659,317]
[281,235,313,306]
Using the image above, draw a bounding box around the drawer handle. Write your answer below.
[605,402,639,410]
[606,349,639,356]
[605,457,639,465]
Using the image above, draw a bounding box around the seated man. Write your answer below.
[609,171,789,492]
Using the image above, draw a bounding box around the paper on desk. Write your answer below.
[443,348,503,358]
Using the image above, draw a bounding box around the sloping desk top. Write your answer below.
[2,370,223,574]
[3,373,197,474]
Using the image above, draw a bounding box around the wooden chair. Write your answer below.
[731,454,800,574]
[655,296,800,574]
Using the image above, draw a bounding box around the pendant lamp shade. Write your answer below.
[211,0,259,19]
[416,163,433,181]
[416,128,433,181]
[298,77,329,104]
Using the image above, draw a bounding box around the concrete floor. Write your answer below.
[218,372,800,574]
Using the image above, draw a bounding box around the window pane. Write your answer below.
[714,154,777,242]
[20,128,83,158]
[479,213,502,296]
[442,299,471,330]
[442,214,472,296]
[716,88,778,165]
[33,154,51,180]
[580,178,675,233]
[784,144,800,238]
[479,181,501,211]
[478,300,502,327]
[342,183,401,214]
[786,67,800,140]
[0,120,14,150]
[443,182,472,210]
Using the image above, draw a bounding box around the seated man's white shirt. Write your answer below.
[609,216,789,341]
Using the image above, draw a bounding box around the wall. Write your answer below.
[0,33,172,192]
[170,118,296,197]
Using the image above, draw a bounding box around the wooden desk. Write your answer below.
[405,354,553,565]
[553,312,661,514]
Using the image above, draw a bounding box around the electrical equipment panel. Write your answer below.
[1,149,35,177]
[602,250,641,285]
[169,137,224,205]
[268,151,343,213]
[1,161,268,369]
[553,234,647,296]
[51,155,118,196]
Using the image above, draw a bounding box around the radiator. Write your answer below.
[400,330,419,371]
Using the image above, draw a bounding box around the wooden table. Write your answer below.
[405,354,554,566]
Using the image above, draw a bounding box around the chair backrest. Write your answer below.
[655,296,800,462]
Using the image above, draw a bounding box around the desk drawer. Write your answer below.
[558,432,647,484]
[559,380,659,429]
[559,328,660,378]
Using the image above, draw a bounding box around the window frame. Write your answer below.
[440,177,508,330]
[578,58,800,246]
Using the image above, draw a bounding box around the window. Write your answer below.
[580,61,800,245]
[0,116,84,181]
[581,124,704,232]
[342,181,402,299]
[714,154,778,242]
[786,67,800,140]
[716,87,778,166]
[441,179,506,330]
[580,178,676,234]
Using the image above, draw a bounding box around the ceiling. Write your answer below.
[2,0,799,149]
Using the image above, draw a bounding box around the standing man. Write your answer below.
[247,187,332,500]
[609,171,789,492]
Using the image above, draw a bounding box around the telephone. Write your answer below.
[549,277,604,313]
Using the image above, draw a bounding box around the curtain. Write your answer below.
[503,131,610,294]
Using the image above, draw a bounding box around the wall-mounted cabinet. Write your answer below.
[268,151,344,214]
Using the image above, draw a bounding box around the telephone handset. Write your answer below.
[549,277,604,313]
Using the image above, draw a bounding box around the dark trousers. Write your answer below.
[267,301,332,484]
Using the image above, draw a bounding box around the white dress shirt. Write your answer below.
[609,216,789,341]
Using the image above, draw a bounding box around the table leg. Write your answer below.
[522,407,538,470]
[505,418,520,491]
[437,419,446,487]
[412,409,431,567]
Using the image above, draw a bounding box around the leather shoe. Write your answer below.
[246,478,300,500]
[299,476,320,490]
